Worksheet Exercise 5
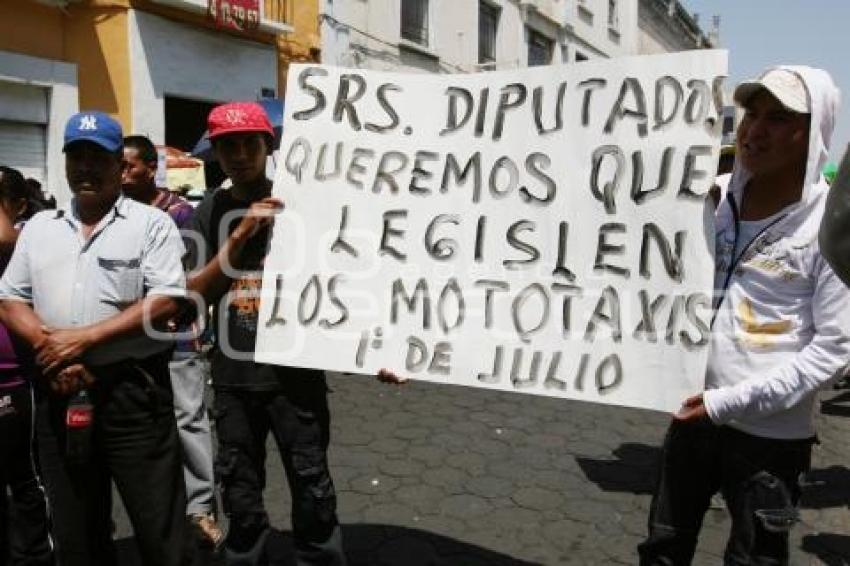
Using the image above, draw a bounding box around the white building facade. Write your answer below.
[128,9,280,147]
[319,0,639,74]
[637,0,712,55]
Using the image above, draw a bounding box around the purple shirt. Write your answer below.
[152,189,198,352]
[0,252,26,388]
[152,188,194,230]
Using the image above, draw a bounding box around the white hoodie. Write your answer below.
[703,66,850,440]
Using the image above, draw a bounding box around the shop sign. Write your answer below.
[208,0,260,31]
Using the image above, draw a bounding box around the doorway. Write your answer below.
[164,95,225,188]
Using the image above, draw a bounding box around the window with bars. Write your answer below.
[401,0,429,46]
[528,29,553,67]
[479,1,499,65]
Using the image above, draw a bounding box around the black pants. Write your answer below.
[638,420,812,566]
[214,370,346,566]
[0,381,53,566]
[36,352,187,566]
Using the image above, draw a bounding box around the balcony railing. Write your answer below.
[262,0,289,28]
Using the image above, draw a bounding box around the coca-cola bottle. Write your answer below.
[65,389,93,465]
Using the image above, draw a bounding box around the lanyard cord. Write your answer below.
[710,193,788,328]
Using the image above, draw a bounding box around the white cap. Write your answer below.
[733,68,811,114]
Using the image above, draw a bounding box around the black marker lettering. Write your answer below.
[298,275,322,325]
[640,223,685,282]
[551,283,582,338]
[512,283,549,343]
[653,75,683,131]
[429,342,452,375]
[441,152,482,202]
[543,351,567,391]
[474,216,487,262]
[681,293,710,348]
[585,286,622,343]
[665,295,684,345]
[521,152,556,205]
[410,151,440,195]
[333,73,367,130]
[684,79,710,126]
[475,279,509,329]
[594,223,630,278]
[533,82,567,136]
[595,353,623,393]
[425,214,460,261]
[504,220,540,269]
[285,137,311,183]
[319,274,348,328]
[372,151,408,194]
[578,78,606,127]
[489,156,519,199]
[590,144,625,214]
[293,67,328,121]
[265,274,286,327]
[678,145,712,198]
[633,290,667,343]
[315,142,342,181]
[380,210,408,261]
[331,205,358,258]
[438,278,465,333]
[391,278,430,329]
[493,83,527,141]
[478,345,503,384]
[604,77,648,138]
[405,336,428,372]
[365,83,401,133]
[440,86,475,136]
[346,147,374,190]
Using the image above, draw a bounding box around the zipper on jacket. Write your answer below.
[710,193,787,328]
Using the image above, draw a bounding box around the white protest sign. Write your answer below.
[256,50,727,413]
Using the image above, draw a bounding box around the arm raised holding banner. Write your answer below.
[186,101,403,563]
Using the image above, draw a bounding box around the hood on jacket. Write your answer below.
[724,66,840,220]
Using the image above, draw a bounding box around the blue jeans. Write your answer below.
[638,420,812,566]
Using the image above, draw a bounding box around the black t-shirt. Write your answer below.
[192,187,315,391]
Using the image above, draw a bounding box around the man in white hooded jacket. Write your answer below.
[639,66,850,565]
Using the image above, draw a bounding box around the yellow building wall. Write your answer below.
[0,0,66,62]
[0,0,133,130]
[2,0,291,128]
[65,2,133,129]
[277,0,320,95]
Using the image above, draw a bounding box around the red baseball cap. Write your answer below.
[207,102,274,140]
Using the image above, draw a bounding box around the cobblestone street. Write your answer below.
[113,373,850,565]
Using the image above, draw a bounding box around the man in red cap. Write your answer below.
[188,102,346,565]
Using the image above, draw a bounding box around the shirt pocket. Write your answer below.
[97,256,143,306]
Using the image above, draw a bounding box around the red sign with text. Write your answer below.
[208,0,260,31]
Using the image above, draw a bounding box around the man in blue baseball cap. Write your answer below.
[0,111,190,565]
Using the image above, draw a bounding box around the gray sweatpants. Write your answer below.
[170,351,215,516]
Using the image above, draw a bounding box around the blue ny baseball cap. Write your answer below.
[63,111,123,152]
